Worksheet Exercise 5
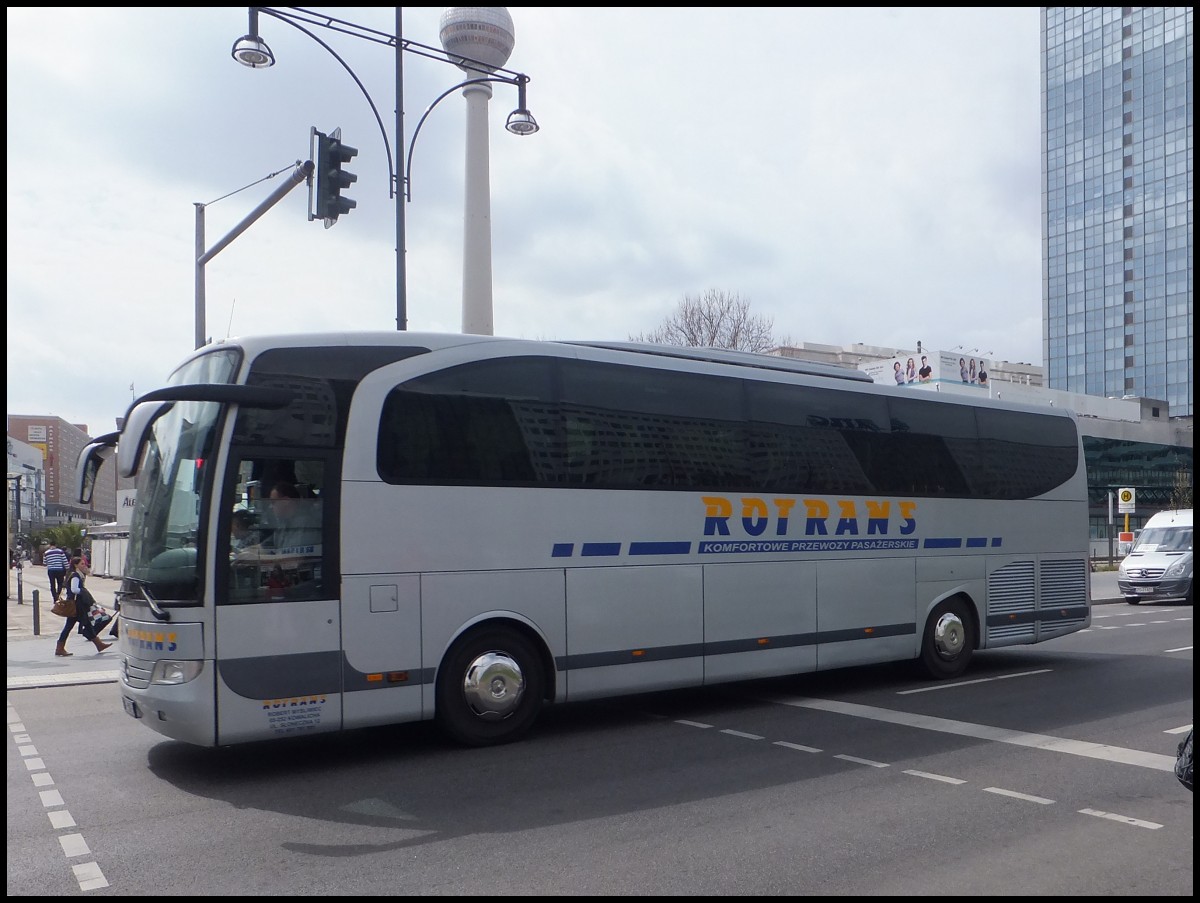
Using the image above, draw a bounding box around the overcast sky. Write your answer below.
[7,7,1044,436]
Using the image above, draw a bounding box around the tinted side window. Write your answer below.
[378,357,555,485]
[881,397,974,496]
[746,382,886,494]
[558,360,747,489]
[975,409,1079,497]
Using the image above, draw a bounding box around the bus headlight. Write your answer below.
[150,660,204,686]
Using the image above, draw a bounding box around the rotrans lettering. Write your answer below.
[702,496,918,537]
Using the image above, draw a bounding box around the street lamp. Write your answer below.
[231,6,539,334]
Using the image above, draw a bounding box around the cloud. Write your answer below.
[7,7,1045,434]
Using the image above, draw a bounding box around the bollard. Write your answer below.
[16,566,23,604]
[32,588,40,636]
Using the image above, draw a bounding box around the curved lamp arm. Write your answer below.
[405,76,536,202]
[256,7,397,199]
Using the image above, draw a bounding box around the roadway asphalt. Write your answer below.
[5,562,1128,691]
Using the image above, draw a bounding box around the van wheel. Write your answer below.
[1125,596,1140,606]
[919,597,975,679]
[436,626,544,747]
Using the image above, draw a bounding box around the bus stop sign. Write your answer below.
[1118,487,1136,514]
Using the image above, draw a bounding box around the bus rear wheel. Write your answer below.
[919,597,975,679]
[436,626,545,747]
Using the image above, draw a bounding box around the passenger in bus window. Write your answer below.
[265,481,322,551]
[230,509,256,551]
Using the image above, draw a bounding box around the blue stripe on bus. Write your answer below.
[923,537,963,548]
[581,543,622,557]
[556,537,1004,557]
[629,541,692,555]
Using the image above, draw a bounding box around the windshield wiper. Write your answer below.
[118,577,172,622]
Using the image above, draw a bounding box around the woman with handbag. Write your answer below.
[54,557,111,657]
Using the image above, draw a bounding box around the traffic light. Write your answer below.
[313,127,358,228]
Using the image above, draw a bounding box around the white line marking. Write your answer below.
[39,789,65,808]
[18,743,38,756]
[834,754,888,767]
[768,696,1177,771]
[675,720,712,729]
[773,741,822,753]
[7,671,121,690]
[59,834,90,857]
[1078,808,1162,830]
[1165,645,1192,653]
[1165,724,1193,735]
[897,669,1052,694]
[72,861,109,891]
[32,772,54,787]
[984,786,1055,804]
[24,757,45,771]
[903,769,966,785]
[720,729,764,740]
[48,811,77,830]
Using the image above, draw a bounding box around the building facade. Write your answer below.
[1040,6,1193,417]
[6,435,46,536]
[6,416,117,523]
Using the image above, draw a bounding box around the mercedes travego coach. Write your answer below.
[76,332,1092,748]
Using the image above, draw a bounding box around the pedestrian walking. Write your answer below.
[43,542,70,601]
[54,557,111,657]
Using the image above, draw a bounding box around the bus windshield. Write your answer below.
[124,349,240,601]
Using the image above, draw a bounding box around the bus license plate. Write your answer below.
[122,696,142,719]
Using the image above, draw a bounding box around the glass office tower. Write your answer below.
[1041,7,1193,417]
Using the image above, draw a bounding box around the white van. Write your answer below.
[1118,509,1193,605]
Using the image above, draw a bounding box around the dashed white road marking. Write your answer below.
[59,833,91,857]
[769,696,1177,771]
[72,862,109,891]
[897,669,1051,695]
[903,770,966,785]
[773,741,822,754]
[10,701,110,891]
[1079,808,1163,830]
[984,787,1055,805]
[720,729,764,740]
[834,754,888,768]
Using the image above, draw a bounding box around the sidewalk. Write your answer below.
[7,564,124,690]
[8,561,1128,692]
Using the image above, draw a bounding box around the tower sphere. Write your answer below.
[439,7,516,74]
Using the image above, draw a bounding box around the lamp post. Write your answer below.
[231,6,538,334]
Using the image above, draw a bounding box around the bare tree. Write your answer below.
[1169,467,1193,510]
[629,290,785,352]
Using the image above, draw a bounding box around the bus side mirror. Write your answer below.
[74,432,119,504]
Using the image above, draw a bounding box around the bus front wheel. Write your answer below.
[436,626,545,747]
[919,597,975,679]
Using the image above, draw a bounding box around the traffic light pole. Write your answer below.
[194,159,314,349]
